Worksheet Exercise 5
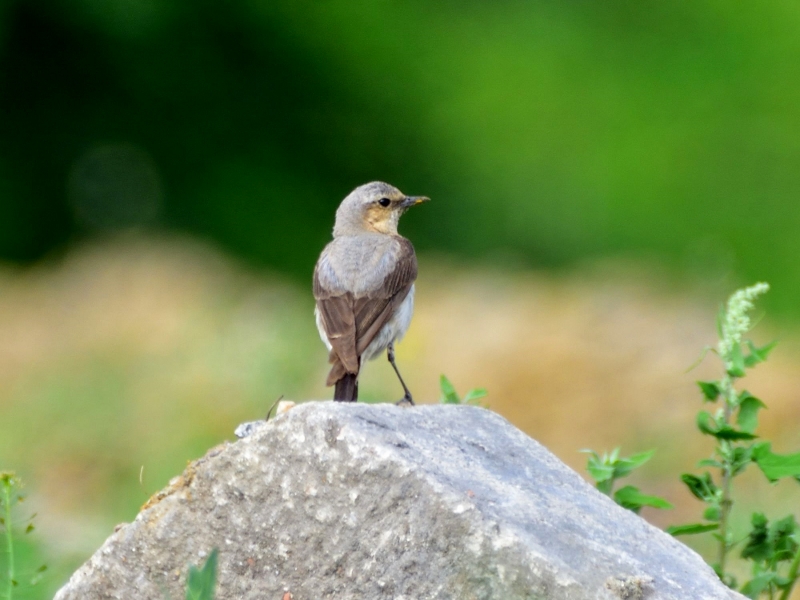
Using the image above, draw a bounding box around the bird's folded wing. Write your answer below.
[314,293,359,376]
[353,283,412,356]
[314,238,417,382]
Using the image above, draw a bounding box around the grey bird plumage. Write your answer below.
[313,181,429,402]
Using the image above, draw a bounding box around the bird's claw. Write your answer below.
[395,393,415,407]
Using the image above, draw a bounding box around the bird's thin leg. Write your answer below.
[387,343,414,405]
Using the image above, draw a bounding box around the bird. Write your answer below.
[313,181,429,403]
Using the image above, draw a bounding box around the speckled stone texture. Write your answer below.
[54,402,743,600]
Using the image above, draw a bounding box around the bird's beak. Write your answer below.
[399,195,430,209]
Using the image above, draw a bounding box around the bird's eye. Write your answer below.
[378,197,391,207]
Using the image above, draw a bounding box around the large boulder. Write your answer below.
[54,402,742,600]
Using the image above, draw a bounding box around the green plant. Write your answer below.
[582,448,672,514]
[0,472,46,600]
[438,375,487,405]
[667,283,800,599]
[185,549,218,600]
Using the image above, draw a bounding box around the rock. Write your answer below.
[54,402,743,600]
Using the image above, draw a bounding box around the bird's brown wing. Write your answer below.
[314,238,417,386]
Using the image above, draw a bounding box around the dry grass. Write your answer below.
[1,235,798,593]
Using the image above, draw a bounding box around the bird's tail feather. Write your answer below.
[334,374,358,402]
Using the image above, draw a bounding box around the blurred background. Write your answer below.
[1,0,799,596]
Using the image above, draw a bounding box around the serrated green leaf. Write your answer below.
[439,375,460,404]
[697,381,721,401]
[586,460,615,485]
[740,572,778,599]
[681,473,717,501]
[737,393,765,434]
[612,463,636,479]
[613,485,673,513]
[625,449,656,468]
[769,514,798,562]
[612,450,655,479]
[667,523,719,536]
[715,427,757,441]
[462,388,488,405]
[752,442,800,482]
[744,339,778,367]
[696,412,756,440]
[741,512,770,562]
[696,411,717,436]
[186,549,218,600]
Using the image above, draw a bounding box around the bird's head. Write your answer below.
[333,181,429,237]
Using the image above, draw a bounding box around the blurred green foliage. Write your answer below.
[2,0,800,315]
[185,549,217,600]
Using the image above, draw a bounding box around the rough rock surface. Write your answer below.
[54,402,743,600]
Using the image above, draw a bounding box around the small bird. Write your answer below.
[313,181,429,403]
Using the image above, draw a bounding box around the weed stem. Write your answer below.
[778,544,800,600]
[2,478,14,600]
[717,375,736,578]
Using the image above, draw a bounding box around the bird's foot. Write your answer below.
[395,393,415,407]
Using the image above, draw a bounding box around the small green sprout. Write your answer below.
[582,448,672,514]
[438,375,487,405]
[186,549,218,600]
